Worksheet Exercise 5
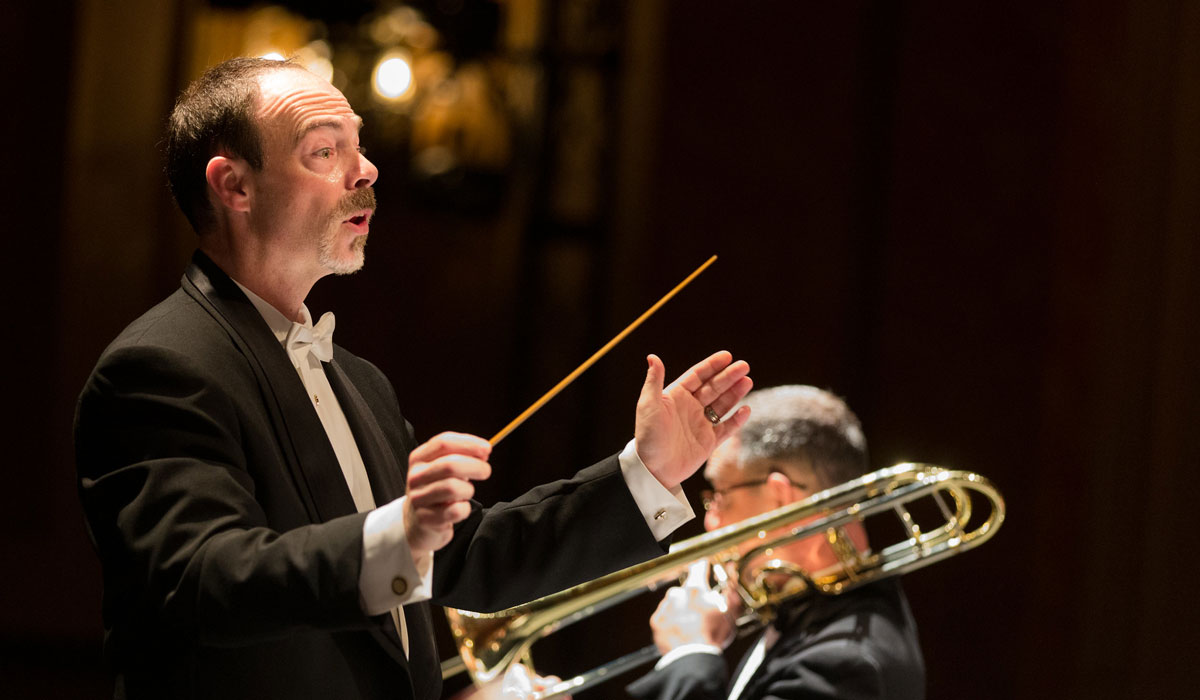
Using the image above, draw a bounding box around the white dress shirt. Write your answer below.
[233,282,694,652]
[654,626,780,700]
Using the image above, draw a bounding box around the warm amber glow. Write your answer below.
[373,53,415,100]
[295,40,334,81]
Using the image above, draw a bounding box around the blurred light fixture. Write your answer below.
[305,56,334,81]
[295,40,334,82]
[373,52,415,100]
[261,51,287,61]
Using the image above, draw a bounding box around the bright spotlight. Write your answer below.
[373,54,414,100]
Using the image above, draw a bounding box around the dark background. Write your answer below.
[5,0,1200,698]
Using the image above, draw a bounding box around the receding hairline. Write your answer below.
[250,68,366,147]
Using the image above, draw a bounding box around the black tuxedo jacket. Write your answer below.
[75,252,668,699]
[626,580,925,700]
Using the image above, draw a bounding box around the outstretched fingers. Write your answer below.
[667,350,734,394]
[705,373,754,422]
[689,360,751,409]
[665,351,751,414]
[712,403,752,444]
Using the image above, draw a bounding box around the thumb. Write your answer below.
[641,354,665,403]
[684,559,711,589]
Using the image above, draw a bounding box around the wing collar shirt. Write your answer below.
[234,281,694,648]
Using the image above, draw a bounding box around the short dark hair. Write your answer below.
[164,57,305,233]
[734,385,868,489]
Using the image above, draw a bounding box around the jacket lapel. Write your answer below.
[182,251,358,523]
[184,252,429,686]
[324,360,407,504]
[324,360,443,691]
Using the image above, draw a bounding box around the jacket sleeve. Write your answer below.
[430,452,671,612]
[348,353,675,613]
[747,645,886,700]
[75,344,375,649]
[626,653,729,700]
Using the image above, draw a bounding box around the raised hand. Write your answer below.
[403,432,492,554]
[635,351,752,490]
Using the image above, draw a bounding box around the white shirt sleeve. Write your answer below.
[655,643,723,670]
[358,496,434,615]
[618,439,695,541]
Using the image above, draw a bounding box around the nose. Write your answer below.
[352,152,379,189]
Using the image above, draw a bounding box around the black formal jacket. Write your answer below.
[75,252,668,700]
[626,580,925,700]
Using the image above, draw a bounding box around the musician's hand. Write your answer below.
[404,432,492,554]
[447,664,569,700]
[501,664,568,699]
[635,351,752,489]
[649,561,738,654]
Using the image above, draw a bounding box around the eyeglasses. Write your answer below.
[700,479,771,512]
[701,474,805,512]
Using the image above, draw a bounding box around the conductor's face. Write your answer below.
[248,68,379,277]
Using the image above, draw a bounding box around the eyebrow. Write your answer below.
[294,116,364,145]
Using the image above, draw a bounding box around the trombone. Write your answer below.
[442,463,1005,699]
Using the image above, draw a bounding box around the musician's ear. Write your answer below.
[766,471,797,506]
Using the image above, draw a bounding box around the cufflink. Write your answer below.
[654,508,667,521]
[391,576,408,596]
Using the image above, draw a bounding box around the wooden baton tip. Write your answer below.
[488,255,718,446]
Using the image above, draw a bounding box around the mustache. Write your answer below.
[335,187,377,220]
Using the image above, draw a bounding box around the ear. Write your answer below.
[205,155,252,214]
[765,471,797,507]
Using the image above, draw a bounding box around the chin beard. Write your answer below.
[319,187,375,275]
[319,232,367,275]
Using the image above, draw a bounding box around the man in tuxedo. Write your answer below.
[627,386,925,700]
[74,57,753,700]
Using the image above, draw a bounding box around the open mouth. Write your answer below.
[342,209,373,229]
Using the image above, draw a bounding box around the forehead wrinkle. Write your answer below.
[255,78,360,144]
[295,116,364,146]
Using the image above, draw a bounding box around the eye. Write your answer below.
[356,146,367,156]
[314,147,333,159]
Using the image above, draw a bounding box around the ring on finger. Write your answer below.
[704,405,721,425]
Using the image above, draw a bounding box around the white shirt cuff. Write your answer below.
[359,496,434,615]
[655,643,723,670]
[618,438,695,541]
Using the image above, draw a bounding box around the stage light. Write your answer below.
[373,53,415,100]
